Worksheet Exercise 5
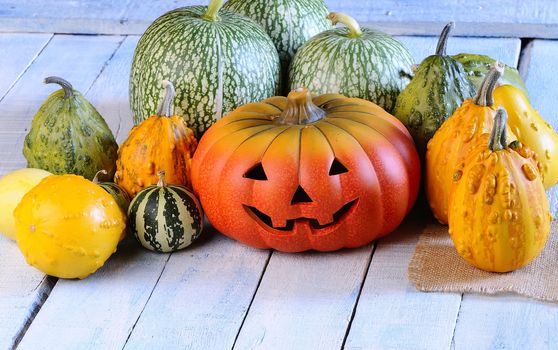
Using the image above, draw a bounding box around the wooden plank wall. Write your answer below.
[0,1,557,38]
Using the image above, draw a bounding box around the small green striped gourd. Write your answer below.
[452,53,529,98]
[224,0,331,92]
[128,171,203,253]
[92,170,131,213]
[24,76,118,180]
[130,0,280,136]
[289,12,414,112]
[393,23,476,157]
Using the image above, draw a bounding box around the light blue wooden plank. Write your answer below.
[233,246,372,350]
[0,34,123,350]
[396,36,521,67]
[124,234,269,350]
[0,33,52,101]
[344,216,462,350]
[452,295,558,350]
[0,0,557,37]
[523,39,558,217]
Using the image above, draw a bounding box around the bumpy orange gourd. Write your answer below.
[494,84,558,189]
[449,109,550,272]
[426,63,516,224]
[14,174,126,279]
[192,88,420,252]
[116,80,197,197]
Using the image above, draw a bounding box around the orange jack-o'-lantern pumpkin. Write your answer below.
[191,88,420,252]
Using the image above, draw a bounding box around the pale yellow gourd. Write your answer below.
[14,174,126,279]
[0,168,51,240]
[494,84,558,188]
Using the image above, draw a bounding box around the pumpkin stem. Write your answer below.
[202,0,224,21]
[92,170,108,184]
[44,76,74,98]
[157,170,167,187]
[277,88,326,125]
[327,12,363,38]
[488,108,508,151]
[156,80,175,117]
[435,22,454,56]
[474,62,504,106]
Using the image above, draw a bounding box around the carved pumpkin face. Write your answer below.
[192,89,420,252]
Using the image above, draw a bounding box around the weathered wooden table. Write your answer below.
[1,1,558,349]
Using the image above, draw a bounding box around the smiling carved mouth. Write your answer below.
[244,199,358,232]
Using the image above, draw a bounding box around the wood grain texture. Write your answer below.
[17,238,169,350]
[452,294,558,350]
[85,35,139,143]
[124,232,270,350]
[397,36,521,67]
[522,39,558,217]
[344,216,462,350]
[0,33,52,101]
[0,235,54,350]
[233,245,372,350]
[0,1,557,37]
[0,34,123,348]
[0,34,123,176]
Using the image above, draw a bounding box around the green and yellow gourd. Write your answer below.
[92,170,131,213]
[24,76,118,180]
[130,0,280,135]
[452,53,528,97]
[224,0,331,92]
[394,23,476,156]
[289,12,414,113]
[128,171,203,253]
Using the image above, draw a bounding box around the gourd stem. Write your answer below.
[277,88,326,125]
[92,170,108,184]
[202,0,224,21]
[327,12,363,38]
[156,80,175,117]
[157,170,167,187]
[44,76,73,98]
[435,22,454,56]
[488,108,508,151]
[474,62,504,106]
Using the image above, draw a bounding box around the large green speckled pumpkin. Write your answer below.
[289,12,414,112]
[130,0,280,135]
[224,0,331,92]
[23,77,118,180]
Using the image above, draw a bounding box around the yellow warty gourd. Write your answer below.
[0,168,51,240]
[14,174,126,279]
[449,109,551,272]
[494,84,558,188]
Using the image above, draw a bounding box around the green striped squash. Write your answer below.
[393,23,476,157]
[452,53,529,98]
[224,0,331,92]
[130,0,280,136]
[93,170,131,213]
[128,171,203,253]
[289,12,414,112]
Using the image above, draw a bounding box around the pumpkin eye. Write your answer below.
[329,159,348,175]
[244,163,268,180]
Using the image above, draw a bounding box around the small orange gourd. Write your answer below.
[448,109,551,272]
[116,80,197,197]
[426,63,516,224]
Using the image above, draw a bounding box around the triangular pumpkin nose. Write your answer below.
[291,185,313,204]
